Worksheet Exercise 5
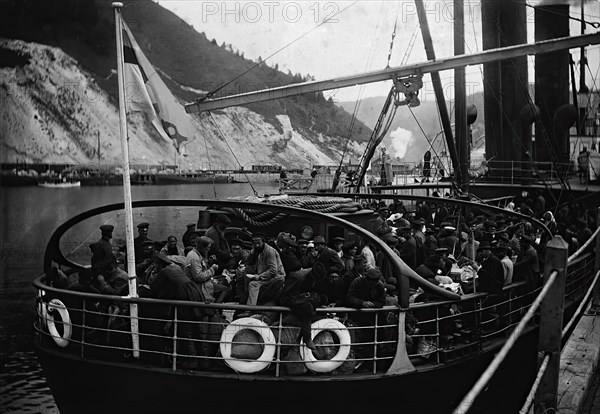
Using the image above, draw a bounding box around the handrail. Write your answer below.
[519,354,551,414]
[302,191,552,237]
[453,270,559,414]
[567,225,600,264]
[519,268,600,414]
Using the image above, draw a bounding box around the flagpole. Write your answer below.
[113,1,140,358]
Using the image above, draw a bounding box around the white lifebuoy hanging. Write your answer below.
[300,318,351,373]
[219,317,276,373]
[46,298,72,348]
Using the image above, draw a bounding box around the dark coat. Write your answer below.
[316,246,345,275]
[90,238,116,271]
[399,236,417,270]
[478,255,504,294]
[205,225,231,270]
[345,276,386,308]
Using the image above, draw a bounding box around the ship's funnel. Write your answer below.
[534,4,570,163]
[482,0,528,178]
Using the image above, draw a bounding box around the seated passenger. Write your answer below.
[244,233,285,306]
[160,235,184,256]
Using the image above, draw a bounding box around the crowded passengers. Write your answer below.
[46,195,597,369]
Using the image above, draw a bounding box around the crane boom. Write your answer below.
[185,32,600,113]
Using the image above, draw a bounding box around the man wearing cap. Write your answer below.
[397,226,417,270]
[90,224,117,275]
[331,236,345,258]
[346,267,386,364]
[245,233,285,306]
[134,223,150,264]
[182,223,197,248]
[411,219,426,266]
[375,232,401,295]
[313,236,345,277]
[205,214,232,272]
[493,244,514,286]
[476,241,503,294]
[514,235,540,289]
[339,254,366,304]
[439,225,459,257]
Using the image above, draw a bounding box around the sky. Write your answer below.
[155,0,600,103]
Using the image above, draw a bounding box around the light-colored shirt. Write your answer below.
[501,256,514,285]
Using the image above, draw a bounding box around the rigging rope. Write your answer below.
[333,2,387,191]
[222,196,362,227]
[385,3,402,69]
[207,112,260,197]
[201,2,358,101]
[200,122,218,198]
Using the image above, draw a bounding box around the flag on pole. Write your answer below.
[122,20,196,149]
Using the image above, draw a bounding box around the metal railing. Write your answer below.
[454,224,600,413]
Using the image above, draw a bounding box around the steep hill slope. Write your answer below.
[0,0,370,166]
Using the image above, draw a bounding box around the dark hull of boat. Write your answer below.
[155,174,232,185]
[0,174,38,186]
[36,330,537,414]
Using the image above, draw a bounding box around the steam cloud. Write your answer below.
[389,127,414,159]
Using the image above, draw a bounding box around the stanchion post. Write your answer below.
[534,235,568,414]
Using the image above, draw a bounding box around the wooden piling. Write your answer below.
[534,235,569,413]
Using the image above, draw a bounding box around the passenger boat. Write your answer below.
[33,2,600,414]
[37,178,81,188]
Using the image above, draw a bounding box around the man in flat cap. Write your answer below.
[331,236,345,258]
[514,234,540,289]
[313,236,345,277]
[205,214,232,272]
[90,224,117,276]
[182,223,197,248]
[134,223,151,264]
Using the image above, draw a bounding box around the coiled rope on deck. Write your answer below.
[223,196,363,227]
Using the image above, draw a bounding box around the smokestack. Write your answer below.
[482,0,528,179]
[534,4,570,163]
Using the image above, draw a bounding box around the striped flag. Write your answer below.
[122,21,195,149]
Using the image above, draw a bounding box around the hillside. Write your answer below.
[339,92,486,162]
[0,0,371,166]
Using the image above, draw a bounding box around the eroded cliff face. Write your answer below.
[0,39,365,170]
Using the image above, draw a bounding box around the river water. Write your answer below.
[0,182,279,413]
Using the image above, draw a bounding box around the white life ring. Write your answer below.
[300,318,351,373]
[46,299,72,348]
[220,317,276,373]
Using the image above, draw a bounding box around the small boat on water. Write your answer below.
[38,178,81,188]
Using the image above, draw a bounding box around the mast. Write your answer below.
[112,2,140,358]
[415,0,460,185]
[579,0,588,135]
[454,0,469,192]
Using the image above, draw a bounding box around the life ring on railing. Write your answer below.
[300,318,351,373]
[46,299,72,348]
[219,317,276,373]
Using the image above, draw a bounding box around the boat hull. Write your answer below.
[36,330,538,414]
[38,181,81,188]
[155,174,232,185]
